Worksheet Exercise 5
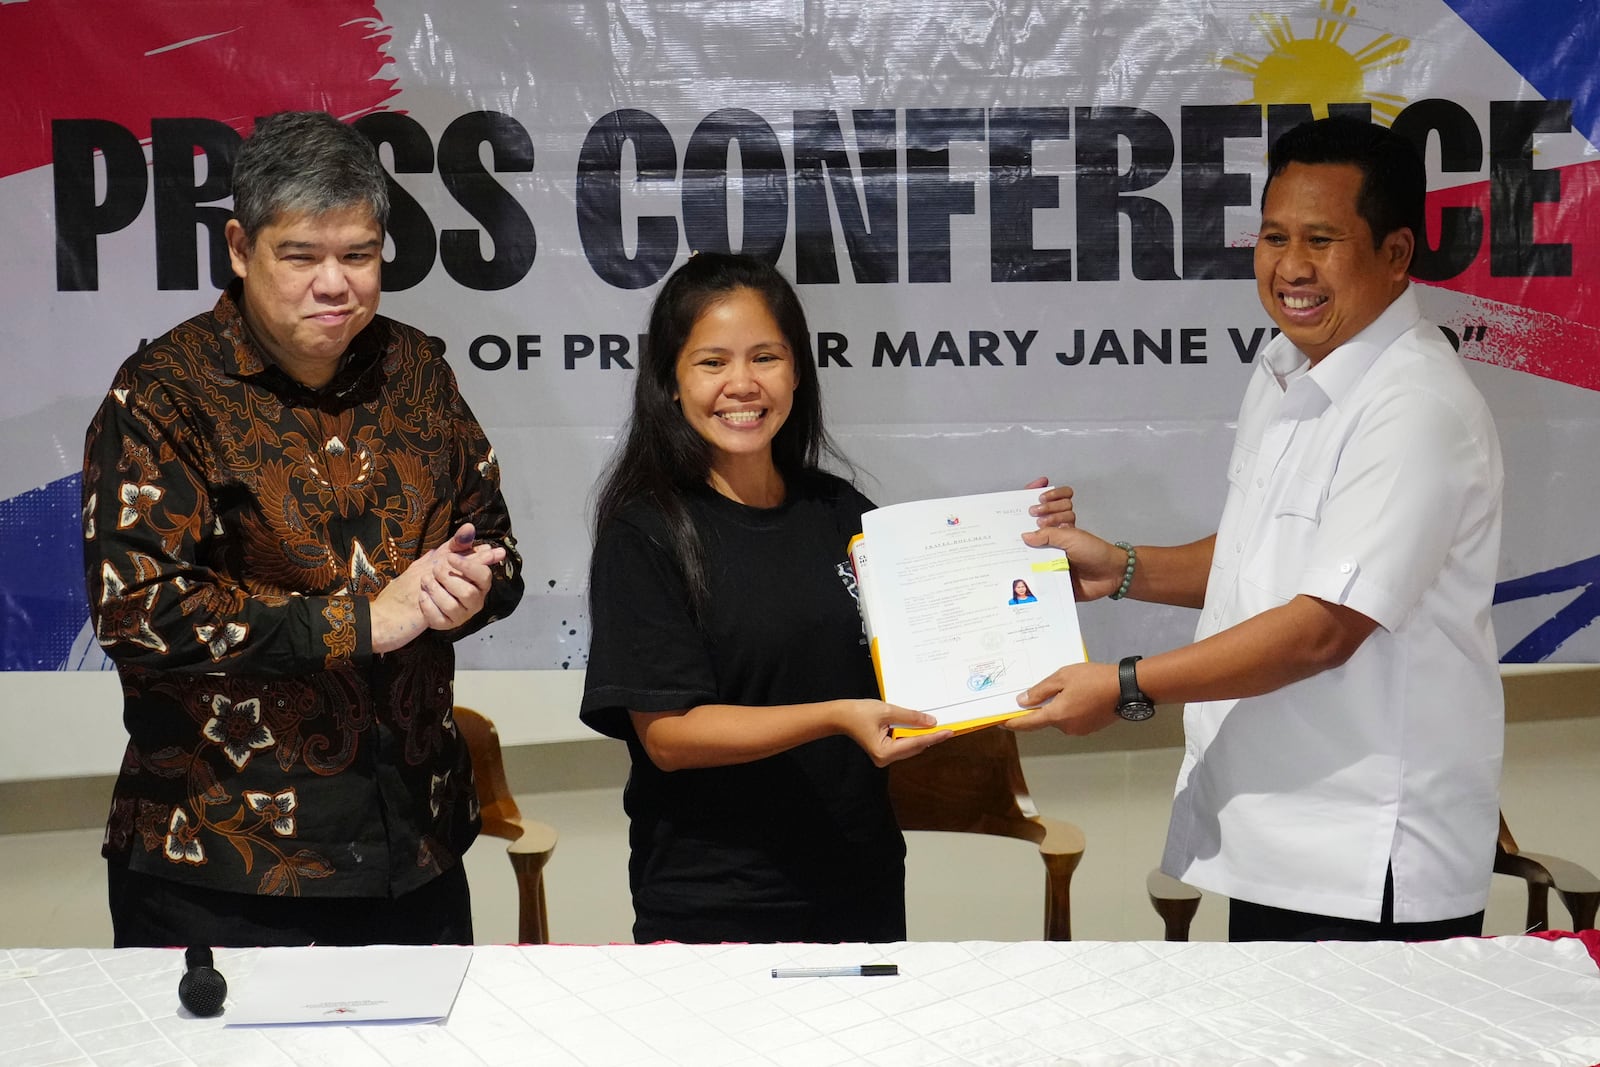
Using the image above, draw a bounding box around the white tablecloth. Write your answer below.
[4,937,1600,1066]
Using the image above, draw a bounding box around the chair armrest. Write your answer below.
[1495,849,1555,886]
[1146,869,1202,942]
[1031,817,1085,942]
[504,816,559,858]
[1493,846,1599,932]
[1518,851,1600,896]
[1034,816,1086,859]
[1146,869,1201,902]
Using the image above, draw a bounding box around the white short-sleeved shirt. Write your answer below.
[1162,286,1505,923]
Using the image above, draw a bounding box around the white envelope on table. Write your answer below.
[225,945,473,1026]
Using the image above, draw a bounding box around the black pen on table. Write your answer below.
[770,963,898,978]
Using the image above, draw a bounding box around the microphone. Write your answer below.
[178,945,228,1017]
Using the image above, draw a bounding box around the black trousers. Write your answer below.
[1229,866,1485,942]
[108,862,473,948]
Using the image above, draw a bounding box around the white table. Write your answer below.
[5,937,1600,1065]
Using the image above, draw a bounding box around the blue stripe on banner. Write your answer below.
[1443,0,1600,147]
[1494,553,1600,662]
[1501,583,1600,663]
[0,473,90,670]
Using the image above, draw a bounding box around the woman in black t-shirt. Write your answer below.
[579,253,951,944]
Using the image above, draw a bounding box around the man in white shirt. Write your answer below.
[1014,117,1504,941]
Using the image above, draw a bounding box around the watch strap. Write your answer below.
[1119,655,1145,702]
[1116,655,1156,721]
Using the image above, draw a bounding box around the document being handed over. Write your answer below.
[850,488,1087,736]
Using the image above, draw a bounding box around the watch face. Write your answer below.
[1117,698,1156,722]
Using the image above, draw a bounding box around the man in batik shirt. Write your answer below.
[82,111,523,947]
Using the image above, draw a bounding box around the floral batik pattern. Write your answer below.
[85,281,523,898]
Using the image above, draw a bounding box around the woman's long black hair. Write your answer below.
[592,253,847,620]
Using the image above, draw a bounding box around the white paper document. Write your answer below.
[225,945,473,1026]
[852,488,1087,734]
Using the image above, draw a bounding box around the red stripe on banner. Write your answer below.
[1445,293,1600,393]
[1427,160,1600,326]
[1,2,400,178]
[1423,160,1600,391]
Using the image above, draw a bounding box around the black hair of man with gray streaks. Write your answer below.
[230,111,390,241]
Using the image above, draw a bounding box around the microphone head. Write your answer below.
[178,967,228,1017]
[178,947,227,1017]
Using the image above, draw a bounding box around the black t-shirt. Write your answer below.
[581,471,905,944]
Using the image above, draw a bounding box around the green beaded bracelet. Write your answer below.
[1108,541,1136,600]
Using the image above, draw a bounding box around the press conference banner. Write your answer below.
[3,0,1597,672]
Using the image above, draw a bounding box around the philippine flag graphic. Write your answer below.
[1216,0,1597,390]
[1210,0,1600,661]
[1427,0,1600,660]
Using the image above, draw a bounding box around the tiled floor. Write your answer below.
[3,717,1596,948]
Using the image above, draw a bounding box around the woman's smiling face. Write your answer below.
[673,287,798,471]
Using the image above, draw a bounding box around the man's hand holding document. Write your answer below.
[851,487,1088,736]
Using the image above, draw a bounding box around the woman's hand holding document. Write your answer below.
[851,487,1088,736]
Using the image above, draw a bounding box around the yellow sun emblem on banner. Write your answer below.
[1221,0,1410,123]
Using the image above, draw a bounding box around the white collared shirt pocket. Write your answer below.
[1239,466,1329,601]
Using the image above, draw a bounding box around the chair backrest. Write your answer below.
[455,705,522,835]
[887,727,1084,940]
[454,705,560,944]
[887,727,1047,843]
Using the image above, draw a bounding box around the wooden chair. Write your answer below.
[1146,811,1599,940]
[887,727,1085,940]
[455,706,560,944]
[1493,813,1600,933]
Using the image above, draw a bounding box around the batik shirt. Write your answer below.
[83,282,523,898]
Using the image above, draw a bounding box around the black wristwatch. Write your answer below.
[1116,655,1156,722]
